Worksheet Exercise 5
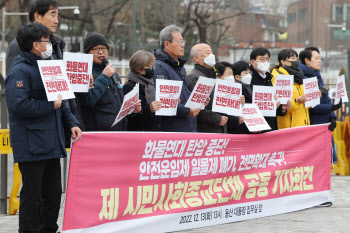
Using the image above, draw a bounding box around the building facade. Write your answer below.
[287,0,350,51]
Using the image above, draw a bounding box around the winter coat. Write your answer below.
[271,67,310,129]
[188,64,227,133]
[298,63,336,124]
[78,63,127,131]
[5,52,79,163]
[250,65,286,131]
[123,72,161,131]
[153,49,196,132]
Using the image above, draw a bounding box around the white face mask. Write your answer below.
[38,43,53,59]
[223,75,235,82]
[255,61,270,73]
[241,73,252,84]
[204,53,216,67]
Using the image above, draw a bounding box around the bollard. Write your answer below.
[9,163,20,215]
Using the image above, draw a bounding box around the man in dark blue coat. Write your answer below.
[299,46,341,207]
[5,23,82,232]
[153,25,200,132]
[78,32,141,131]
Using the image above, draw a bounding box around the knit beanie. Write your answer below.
[83,32,109,53]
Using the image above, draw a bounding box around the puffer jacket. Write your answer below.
[271,67,310,129]
[5,52,79,163]
[298,62,336,124]
[153,49,196,132]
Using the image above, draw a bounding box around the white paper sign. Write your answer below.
[273,75,294,104]
[243,103,271,132]
[37,60,75,101]
[212,79,242,116]
[156,79,183,116]
[252,86,276,117]
[303,77,320,108]
[185,76,216,110]
[112,83,139,127]
[335,75,349,104]
[63,52,93,93]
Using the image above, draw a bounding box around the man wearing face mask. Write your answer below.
[271,49,309,129]
[5,23,82,233]
[249,47,288,131]
[187,43,228,133]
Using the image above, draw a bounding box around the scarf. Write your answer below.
[282,66,304,85]
[127,71,155,104]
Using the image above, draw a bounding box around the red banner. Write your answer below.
[63,125,331,233]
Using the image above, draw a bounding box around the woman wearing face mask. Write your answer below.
[214,61,245,133]
[123,50,162,131]
[271,49,310,129]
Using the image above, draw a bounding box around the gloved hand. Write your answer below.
[328,118,337,131]
[332,98,342,111]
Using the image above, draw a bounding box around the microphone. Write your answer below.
[101,58,119,86]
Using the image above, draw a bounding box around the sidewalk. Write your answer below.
[0,176,349,233]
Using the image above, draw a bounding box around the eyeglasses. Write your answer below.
[91,47,108,53]
[172,40,185,45]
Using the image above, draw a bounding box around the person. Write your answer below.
[299,47,341,165]
[271,49,310,129]
[6,0,63,73]
[5,23,82,233]
[79,32,141,131]
[213,61,245,134]
[123,50,162,131]
[187,43,227,133]
[153,25,200,132]
[249,47,288,131]
[231,60,253,134]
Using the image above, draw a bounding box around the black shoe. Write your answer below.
[319,201,332,207]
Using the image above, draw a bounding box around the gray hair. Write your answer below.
[159,24,183,49]
[190,47,201,62]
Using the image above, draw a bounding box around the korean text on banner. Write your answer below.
[242,103,271,132]
[212,79,242,116]
[185,76,216,110]
[63,125,331,233]
[335,75,349,104]
[37,60,75,101]
[63,52,93,93]
[303,77,320,108]
[112,83,139,127]
[156,79,183,116]
[252,86,276,117]
[273,75,294,104]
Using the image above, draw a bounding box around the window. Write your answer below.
[287,12,296,24]
[335,5,343,21]
[299,8,308,21]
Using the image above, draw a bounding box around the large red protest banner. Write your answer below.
[63,125,331,233]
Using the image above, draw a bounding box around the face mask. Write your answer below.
[223,75,235,82]
[37,43,53,59]
[255,61,270,73]
[142,67,154,79]
[204,54,216,67]
[288,60,299,70]
[241,73,252,84]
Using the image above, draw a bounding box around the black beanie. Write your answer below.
[83,32,109,53]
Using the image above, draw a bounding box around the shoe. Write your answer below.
[319,201,332,207]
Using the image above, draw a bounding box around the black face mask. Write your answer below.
[143,67,154,79]
[287,60,299,70]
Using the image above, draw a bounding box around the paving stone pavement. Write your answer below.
[0,176,349,233]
